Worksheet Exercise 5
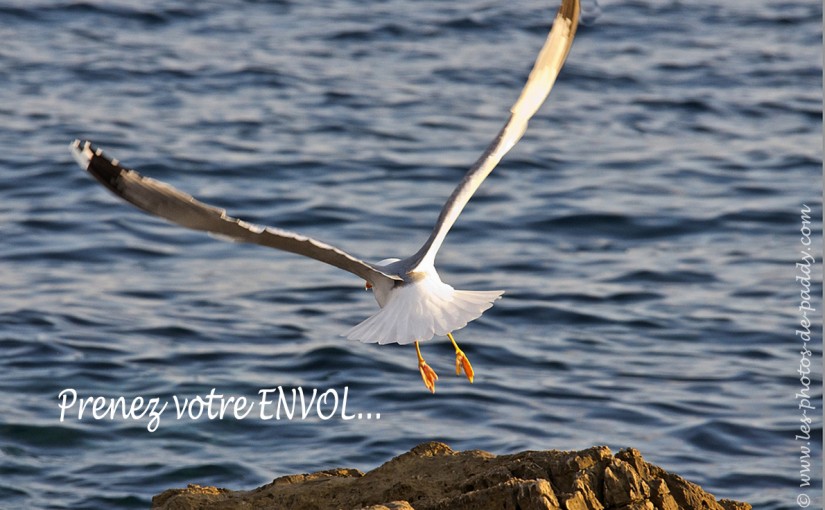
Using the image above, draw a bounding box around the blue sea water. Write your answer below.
[0,0,822,508]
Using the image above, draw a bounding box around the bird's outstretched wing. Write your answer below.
[70,140,401,286]
[406,0,580,271]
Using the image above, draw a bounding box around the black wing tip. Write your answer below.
[69,139,128,193]
[561,0,580,21]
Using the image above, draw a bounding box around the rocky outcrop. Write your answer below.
[152,442,750,510]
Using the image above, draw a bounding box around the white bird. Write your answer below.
[70,0,580,392]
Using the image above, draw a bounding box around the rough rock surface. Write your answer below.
[152,442,751,510]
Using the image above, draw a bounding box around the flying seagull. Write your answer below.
[70,0,580,392]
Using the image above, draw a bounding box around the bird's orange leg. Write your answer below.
[448,332,474,383]
[415,341,438,393]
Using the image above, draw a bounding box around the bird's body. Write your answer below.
[70,0,580,392]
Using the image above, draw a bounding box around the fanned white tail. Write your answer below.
[346,276,503,345]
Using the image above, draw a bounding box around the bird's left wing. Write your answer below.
[70,140,402,286]
[406,0,580,271]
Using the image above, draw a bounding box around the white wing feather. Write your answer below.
[406,0,580,271]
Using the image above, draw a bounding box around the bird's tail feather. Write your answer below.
[345,285,503,345]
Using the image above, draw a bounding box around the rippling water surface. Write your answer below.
[0,1,821,508]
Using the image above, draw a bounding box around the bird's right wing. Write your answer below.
[406,0,580,271]
[70,140,402,286]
